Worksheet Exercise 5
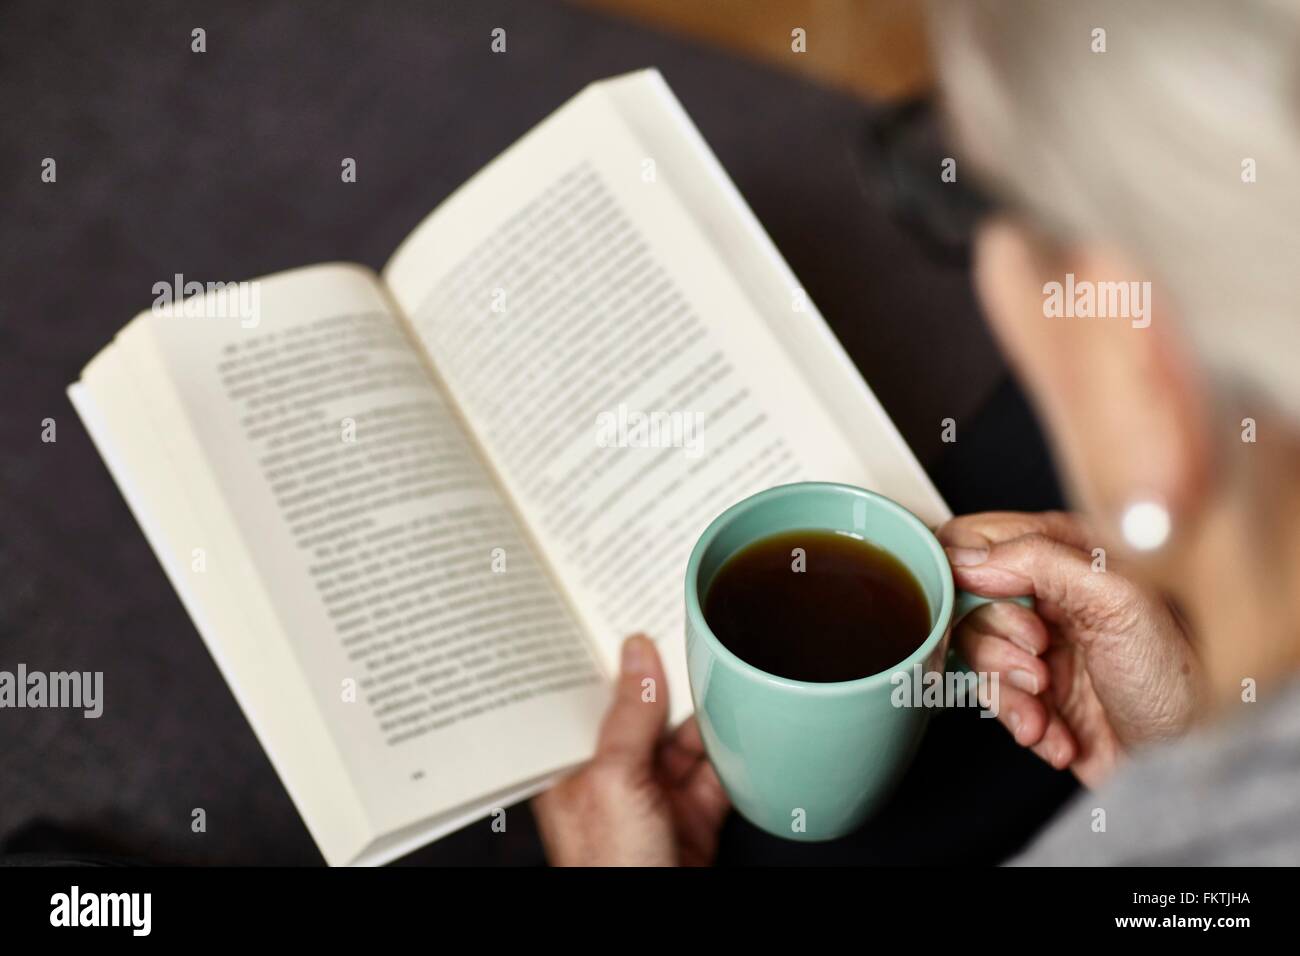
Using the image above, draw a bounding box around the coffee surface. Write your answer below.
[703,529,931,682]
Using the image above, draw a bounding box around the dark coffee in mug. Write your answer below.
[702,528,931,682]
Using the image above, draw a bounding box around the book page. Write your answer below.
[384,73,945,718]
[71,364,372,869]
[75,264,606,860]
[602,71,949,526]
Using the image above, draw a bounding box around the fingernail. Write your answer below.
[1007,710,1023,738]
[1055,747,1069,768]
[945,546,989,567]
[1008,669,1039,694]
[621,635,647,674]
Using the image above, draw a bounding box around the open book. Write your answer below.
[68,69,948,866]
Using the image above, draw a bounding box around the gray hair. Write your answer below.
[927,0,1300,418]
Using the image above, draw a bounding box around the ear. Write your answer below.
[972,220,1215,548]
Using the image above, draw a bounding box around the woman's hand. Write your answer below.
[531,634,730,866]
[938,511,1203,788]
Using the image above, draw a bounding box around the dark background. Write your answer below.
[0,0,1071,865]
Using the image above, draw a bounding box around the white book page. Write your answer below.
[69,370,372,868]
[601,71,949,527]
[80,264,607,855]
[384,74,944,718]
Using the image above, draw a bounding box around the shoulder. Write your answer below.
[1011,679,1300,866]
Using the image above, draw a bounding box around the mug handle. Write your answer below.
[945,592,1035,675]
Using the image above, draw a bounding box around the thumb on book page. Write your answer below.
[595,634,668,767]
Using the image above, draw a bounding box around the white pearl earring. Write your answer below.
[1120,499,1171,552]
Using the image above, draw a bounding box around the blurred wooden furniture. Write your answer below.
[575,0,933,99]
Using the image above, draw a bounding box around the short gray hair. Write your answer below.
[928,0,1300,418]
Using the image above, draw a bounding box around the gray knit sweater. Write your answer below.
[1013,680,1300,865]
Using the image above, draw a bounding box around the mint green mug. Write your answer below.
[685,481,1019,841]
